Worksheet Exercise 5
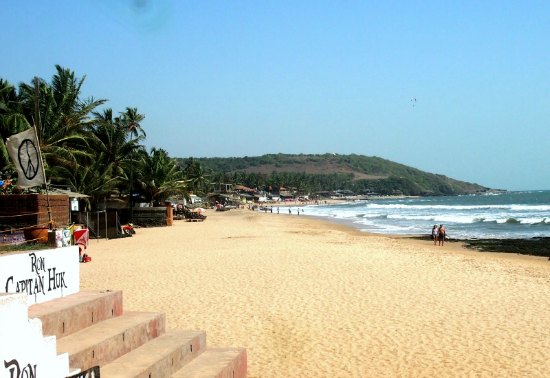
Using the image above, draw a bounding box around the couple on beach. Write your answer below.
[432,224,446,246]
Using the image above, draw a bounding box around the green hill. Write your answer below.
[177,153,490,196]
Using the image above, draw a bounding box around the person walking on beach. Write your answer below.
[432,225,438,245]
[438,224,446,246]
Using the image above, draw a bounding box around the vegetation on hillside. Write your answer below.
[179,154,489,196]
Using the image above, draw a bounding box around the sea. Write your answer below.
[292,190,550,240]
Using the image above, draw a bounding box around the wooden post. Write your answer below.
[33,77,53,229]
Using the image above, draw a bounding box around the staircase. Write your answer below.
[23,289,247,377]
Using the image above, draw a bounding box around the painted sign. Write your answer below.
[0,247,80,304]
[0,293,73,378]
[3,359,36,378]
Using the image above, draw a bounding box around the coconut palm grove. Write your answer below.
[0,66,201,208]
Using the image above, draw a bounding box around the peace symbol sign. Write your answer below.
[17,138,40,180]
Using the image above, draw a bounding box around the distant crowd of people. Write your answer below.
[432,224,446,246]
[248,204,304,215]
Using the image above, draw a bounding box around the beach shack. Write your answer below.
[0,194,70,245]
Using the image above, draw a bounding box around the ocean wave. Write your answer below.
[520,218,550,225]
[366,204,506,210]
[385,213,488,224]
[492,217,550,225]
[509,205,550,211]
[358,213,388,219]
[387,214,435,221]
[366,203,550,211]
[304,192,550,239]
[362,213,550,226]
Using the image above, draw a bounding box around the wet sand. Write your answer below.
[80,209,550,377]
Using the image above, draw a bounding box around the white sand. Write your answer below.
[80,209,550,377]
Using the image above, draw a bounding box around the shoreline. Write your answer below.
[265,208,550,259]
[300,212,550,262]
[268,193,550,258]
[260,199,550,259]
[246,207,550,266]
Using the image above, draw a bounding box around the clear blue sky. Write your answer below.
[3,1,549,190]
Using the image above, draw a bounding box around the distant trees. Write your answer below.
[191,154,488,196]
[201,170,355,197]
[182,158,211,196]
[135,148,187,206]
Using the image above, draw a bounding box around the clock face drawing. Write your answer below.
[17,138,40,180]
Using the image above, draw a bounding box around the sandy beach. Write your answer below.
[80,209,550,377]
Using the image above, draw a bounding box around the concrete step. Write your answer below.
[100,330,207,377]
[57,311,165,372]
[172,348,247,378]
[28,290,123,338]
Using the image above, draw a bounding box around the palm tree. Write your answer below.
[90,108,145,183]
[16,66,106,184]
[183,158,211,195]
[114,107,146,210]
[0,79,37,170]
[135,148,188,206]
[56,156,120,209]
[0,79,32,172]
[119,107,146,138]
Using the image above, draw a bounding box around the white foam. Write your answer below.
[304,192,550,239]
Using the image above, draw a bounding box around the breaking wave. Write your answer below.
[303,191,550,239]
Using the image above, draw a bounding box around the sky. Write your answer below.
[3,0,549,191]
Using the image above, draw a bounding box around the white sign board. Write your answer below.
[0,247,80,305]
[0,293,72,378]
